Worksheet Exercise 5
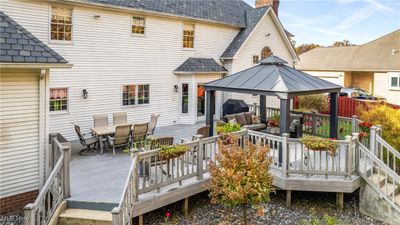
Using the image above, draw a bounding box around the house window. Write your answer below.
[50,88,68,112]
[261,46,273,59]
[183,23,195,49]
[182,83,189,113]
[253,55,259,64]
[138,84,150,104]
[122,84,150,106]
[51,6,73,41]
[389,72,400,89]
[132,16,145,35]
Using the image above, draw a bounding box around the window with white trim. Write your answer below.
[50,6,73,41]
[183,23,195,49]
[50,88,68,111]
[122,84,150,106]
[389,72,400,89]
[132,16,145,35]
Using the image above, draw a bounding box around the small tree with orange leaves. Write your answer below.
[209,134,273,225]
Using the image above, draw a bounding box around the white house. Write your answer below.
[0,0,297,214]
[296,29,400,105]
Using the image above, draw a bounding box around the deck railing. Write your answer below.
[371,126,400,175]
[24,134,71,225]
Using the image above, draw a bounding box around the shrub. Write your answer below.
[298,94,329,113]
[301,208,348,225]
[216,121,241,134]
[360,105,400,151]
[209,134,273,225]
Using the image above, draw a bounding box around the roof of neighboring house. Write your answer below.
[221,7,268,58]
[80,0,253,27]
[297,29,400,72]
[0,11,68,64]
[205,55,341,98]
[175,58,227,73]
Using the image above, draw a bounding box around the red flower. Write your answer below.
[165,212,171,218]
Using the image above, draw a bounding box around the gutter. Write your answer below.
[0,63,73,69]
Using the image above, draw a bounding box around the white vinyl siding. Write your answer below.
[0,69,40,198]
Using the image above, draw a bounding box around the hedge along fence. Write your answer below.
[294,96,400,118]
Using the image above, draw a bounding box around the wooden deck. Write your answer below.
[68,125,361,221]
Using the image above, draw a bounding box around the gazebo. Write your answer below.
[204,55,342,138]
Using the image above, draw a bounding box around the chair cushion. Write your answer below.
[243,123,267,130]
[251,115,261,124]
[235,113,247,126]
[225,114,236,122]
[244,112,253,125]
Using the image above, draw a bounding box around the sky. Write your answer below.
[244,0,400,46]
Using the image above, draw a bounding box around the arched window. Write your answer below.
[261,46,273,59]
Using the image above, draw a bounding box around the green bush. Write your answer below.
[298,94,329,113]
[216,122,241,134]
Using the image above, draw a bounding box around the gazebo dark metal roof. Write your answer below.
[205,55,341,99]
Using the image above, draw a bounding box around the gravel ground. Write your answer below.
[0,214,23,225]
[138,191,384,225]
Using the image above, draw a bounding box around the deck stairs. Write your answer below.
[57,208,112,225]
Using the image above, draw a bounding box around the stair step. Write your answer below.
[369,173,385,187]
[58,208,112,225]
[380,183,399,197]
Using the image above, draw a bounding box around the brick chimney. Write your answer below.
[255,0,280,16]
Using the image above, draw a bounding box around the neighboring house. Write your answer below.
[1,0,297,141]
[296,29,400,104]
[0,12,71,214]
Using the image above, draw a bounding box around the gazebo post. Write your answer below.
[205,90,215,137]
[329,92,339,139]
[279,98,291,164]
[259,95,266,122]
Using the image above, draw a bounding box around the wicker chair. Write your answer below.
[74,124,98,156]
[107,124,131,156]
[113,112,127,125]
[147,113,160,135]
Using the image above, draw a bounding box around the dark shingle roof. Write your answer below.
[221,7,268,58]
[83,0,252,27]
[175,58,227,73]
[205,55,341,97]
[0,11,68,64]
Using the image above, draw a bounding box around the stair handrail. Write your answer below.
[357,142,400,211]
[370,125,399,173]
[24,134,71,225]
[111,155,139,225]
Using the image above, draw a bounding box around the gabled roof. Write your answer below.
[0,11,68,64]
[174,58,227,74]
[74,0,252,27]
[205,55,341,99]
[297,29,400,72]
[221,7,268,58]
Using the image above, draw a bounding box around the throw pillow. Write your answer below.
[235,113,247,126]
[251,115,261,124]
[244,112,253,125]
[226,114,236,122]
[229,118,237,124]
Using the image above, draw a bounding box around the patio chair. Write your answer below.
[147,113,160,135]
[74,124,98,156]
[181,125,211,143]
[113,112,127,125]
[107,124,131,156]
[132,123,148,148]
[93,114,108,127]
[151,137,174,149]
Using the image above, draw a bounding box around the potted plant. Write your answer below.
[159,144,189,160]
[267,114,280,134]
[358,121,373,141]
[216,121,241,135]
[300,135,337,155]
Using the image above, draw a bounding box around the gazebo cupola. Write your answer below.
[204,55,342,139]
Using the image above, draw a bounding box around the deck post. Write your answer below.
[49,133,58,171]
[345,135,353,180]
[259,95,266,122]
[183,197,189,217]
[279,99,290,165]
[111,208,122,225]
[311,112,317,135]
[197,139,204,180]
[329,92,338,139]
[370,126,377,156]
[138,215,143,225]
[353,133,360,171]
[23,203,35,225]
[205,90,215,137]
[336,192,344,210]
[282,133,289,178]
[286,190,292,208]
[62,142,71,198]
[351,115,358,133]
